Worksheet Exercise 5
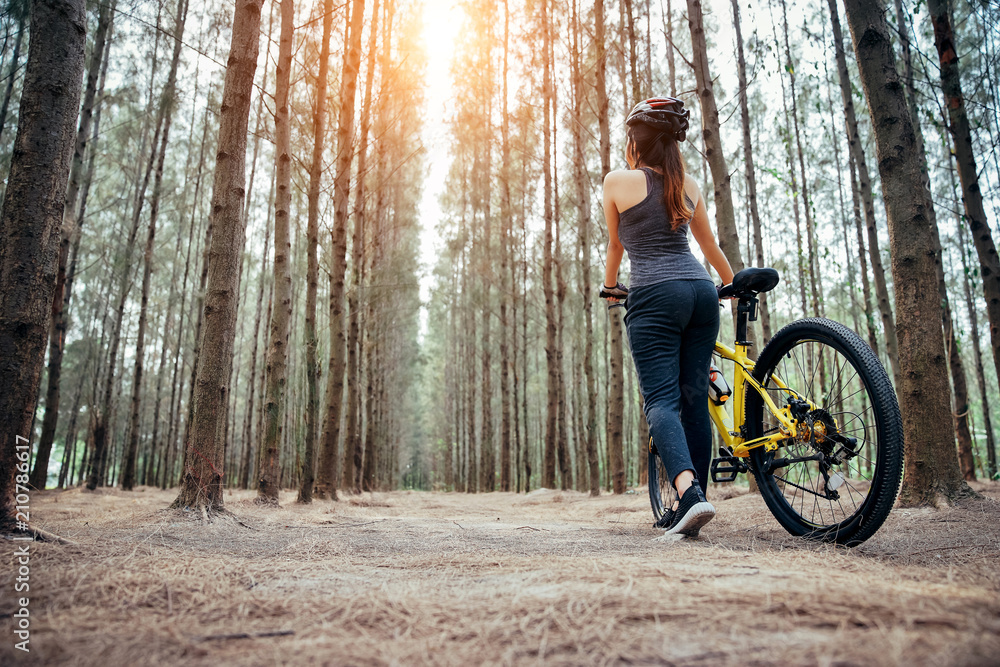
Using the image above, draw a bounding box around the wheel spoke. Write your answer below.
[756,336,883,530]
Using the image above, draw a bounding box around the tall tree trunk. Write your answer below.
[476,5,496,493]
[956,192,998,479]
[362,0,392,495]
[498,0,513,493]
[821,20,865,341]
[88,159,153,490]
[30,0,113,489]
[554,177,571,491]
[540,0,558,490]
[686,0,752,346]
[768,1,808,317]
[240,178,272,488]
[0,0,86,528]
[149,41,204,491]
[347,0,379,495]
[256,0,294,505]
[316,0,365,500]
[780,0,822,317]
[171,0,265,512]
[572,0,599,497]
[0,11,24,147]
[828,0,900,387]
[840,0,970,504]
[661,0,676,96]
[732,0,769,342]
[298,0,334,503]
[926,0,1000,409]
[122,0,188,491]
[164,96,212,489]
[888,0,973,480]
[595,0,624,495]
[90,14,168,490]
[848,150,879,353]
[234,4,275,490]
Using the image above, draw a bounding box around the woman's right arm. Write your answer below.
[602,172,625,299]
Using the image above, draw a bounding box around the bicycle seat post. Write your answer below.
[735,295,758,347]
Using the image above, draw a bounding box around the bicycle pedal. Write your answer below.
[711,456,748,483]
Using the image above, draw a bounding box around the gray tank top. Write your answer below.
[617,167,712,288]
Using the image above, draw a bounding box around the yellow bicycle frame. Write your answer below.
[708,340,803,458]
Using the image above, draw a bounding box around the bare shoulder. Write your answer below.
[683,173,703,203]
[604,169,643,186]
[604,169,646,204]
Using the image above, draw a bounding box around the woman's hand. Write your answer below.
[600,282,629,304]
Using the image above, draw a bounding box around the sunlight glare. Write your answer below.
[417,0,464,338]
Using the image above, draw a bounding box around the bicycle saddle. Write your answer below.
[719,267,779,298]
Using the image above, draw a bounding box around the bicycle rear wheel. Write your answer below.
[745,318,903,546]
[648,438,677,526]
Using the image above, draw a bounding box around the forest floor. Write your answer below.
[3,480,1000,666]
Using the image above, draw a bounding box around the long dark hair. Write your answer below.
[626,123,692,230]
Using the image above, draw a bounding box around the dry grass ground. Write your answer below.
[3,480,1000,666]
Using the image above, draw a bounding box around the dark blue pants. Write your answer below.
[625,279,719,490]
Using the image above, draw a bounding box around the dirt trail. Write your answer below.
[3,482,999,666]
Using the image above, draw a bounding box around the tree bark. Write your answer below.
[164,97,212,489]
[30,0,113,490]
[346,0,379,495]
[888,0,973,480]
[956,190,998,479]
[841,0,971,504]
[595,0,624,494]
[926,0,1000,417]
[687,0,753,345]
[316,0,365,500]
[171,0,264,512]
[828,0,900,387]
[498,0,513,493]
[572,0,599,497]
[732,0,769,343]
[240,177,272,488]
[540,0,558,490]
[0,0,86,528]
[298,0,331,499]
[848,150,879,353]
[0,11,24,147]
[256,0,294,506]
[686,0,747,278]
[551,16,569,492]
[150,39,205,490]
[780,0,822,318]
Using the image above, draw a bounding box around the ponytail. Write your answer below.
[661,144,692,230]
[627,124,692,230]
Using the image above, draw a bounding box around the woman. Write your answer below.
[601,97,734,537]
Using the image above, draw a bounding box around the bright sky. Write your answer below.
[410,0,807,339]
[416,0,464,336]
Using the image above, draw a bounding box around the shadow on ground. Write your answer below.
[3,481,999,665]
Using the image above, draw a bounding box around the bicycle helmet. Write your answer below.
[625,97,690,142]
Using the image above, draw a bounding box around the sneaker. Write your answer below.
[654,507,674,530]
[662,481,715,537]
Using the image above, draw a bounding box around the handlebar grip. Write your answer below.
[600,283,629,300]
